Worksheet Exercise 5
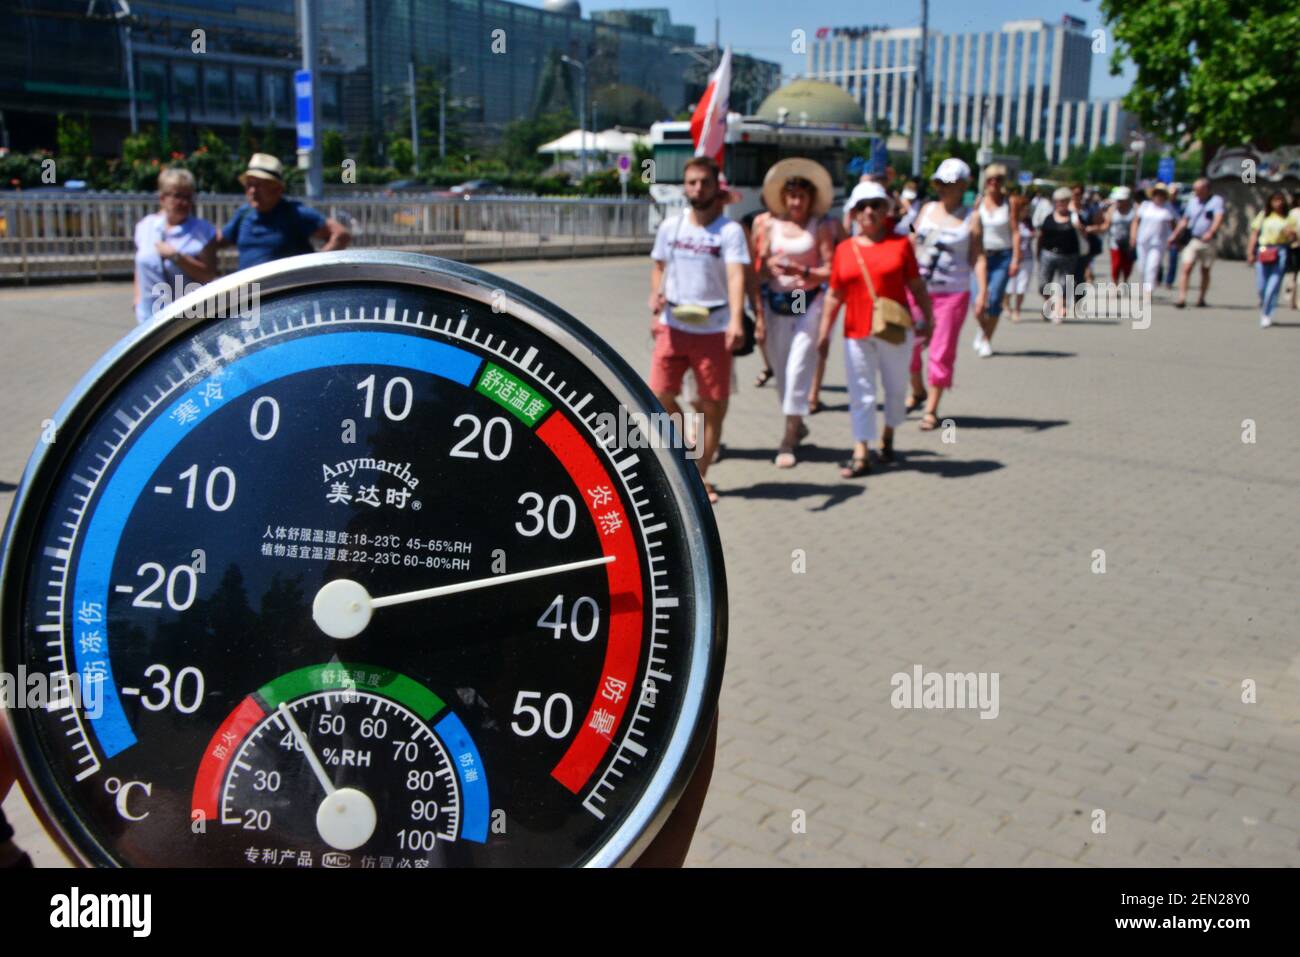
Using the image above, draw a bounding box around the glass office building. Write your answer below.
[808,15,1133,163]
[0,0,775,155]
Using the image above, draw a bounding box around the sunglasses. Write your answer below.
[162,191,194,200]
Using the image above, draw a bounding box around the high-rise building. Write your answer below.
[807,15,1133,163]
[591,8,695,44]
[0,0,777,155]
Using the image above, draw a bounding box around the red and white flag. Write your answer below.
[690,45,732,166]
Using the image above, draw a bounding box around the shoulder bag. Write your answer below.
[848,239,912,345]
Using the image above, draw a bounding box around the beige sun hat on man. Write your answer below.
[239,153,286,186]
[762,157,833,217]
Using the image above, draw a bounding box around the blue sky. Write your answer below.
[536,0,1135,98]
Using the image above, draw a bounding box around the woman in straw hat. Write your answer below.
[751,158,837,468]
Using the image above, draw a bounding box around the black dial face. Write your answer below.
[1,257,724,867]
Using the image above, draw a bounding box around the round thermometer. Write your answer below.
[0,251,725,867]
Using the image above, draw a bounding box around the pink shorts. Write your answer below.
[649,325,732,402]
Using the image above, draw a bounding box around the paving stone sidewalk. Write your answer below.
[2,257,1297,866]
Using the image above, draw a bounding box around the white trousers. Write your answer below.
[765,292,823,417]
[1137,240,1165,288]
[844,332,912,443]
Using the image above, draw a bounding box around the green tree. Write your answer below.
[590,84,666,129]
[322,129,345,169]
[358,132,379,168]
[388,136,414,174]
[186,129,242,192]
[56,113,92,159]
[1100,0,1300,162]
[500,110,576,172]
[261,118,281,159]
[238,116,256,161]
[417,64,471,168]
[122,128,160,166]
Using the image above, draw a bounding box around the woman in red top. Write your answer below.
[820,182,936,477]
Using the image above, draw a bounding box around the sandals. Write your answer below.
[808,398,825,415]
[905,390,928,414]
[774,449,797,469]
[754,367,774,387]
[918,411,940,432]
[840,456,870,479]
[880,437,896,464]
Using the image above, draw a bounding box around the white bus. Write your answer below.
[647,112,874,228]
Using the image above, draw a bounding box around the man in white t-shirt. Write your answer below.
[648,156,749,504]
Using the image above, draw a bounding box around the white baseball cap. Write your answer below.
[848,180,891,211]
[1109,186,1131,201]
[932,157,972,184]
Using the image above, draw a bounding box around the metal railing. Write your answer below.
[0,193,656,283]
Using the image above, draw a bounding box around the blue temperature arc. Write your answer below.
[72,331,482,758]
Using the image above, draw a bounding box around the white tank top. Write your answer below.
[915,202,973,294]
[767,219,820,292]
[979,198,1013,252]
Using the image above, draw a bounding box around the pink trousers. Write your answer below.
[909,290,970,389]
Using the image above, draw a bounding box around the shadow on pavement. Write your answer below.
[889,449,1005,478]
[718,444,845,464]
[941,415,1068,431]
[992,349,1077,358]
[717,480,865,512]
[0,480,16,492]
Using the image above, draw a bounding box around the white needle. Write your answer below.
[312,554,616,639]
[278,702,335,796]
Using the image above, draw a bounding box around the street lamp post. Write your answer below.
[911,0,928,178]
[103,1,139,134]
[1131,138,1146,186]
[298,0,322,199]
[560,55,588,180]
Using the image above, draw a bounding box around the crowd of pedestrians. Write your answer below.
[124,149,1293,504]
[647,154,1296,501]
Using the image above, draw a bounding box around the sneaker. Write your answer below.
[1260,314,1273,328]
[976,338,993,358]
[972,330,985,353]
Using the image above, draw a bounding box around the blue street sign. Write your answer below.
[867,138,889,176]
[295,70,314,151]
[1156,156,1175,185]
[1018,171,1034,187]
